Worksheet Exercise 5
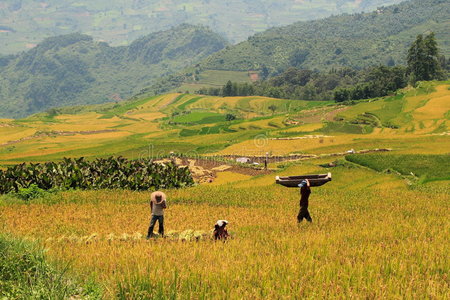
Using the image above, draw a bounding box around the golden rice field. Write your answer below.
[0,82,448,164]
[1,161,449,298]
[0,81,449,297]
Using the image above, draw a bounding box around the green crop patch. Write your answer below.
[100,96,159,119]
[172,112,226,124]
[177,96,203,111]
[346,154,450,183]
[320,122,370,134]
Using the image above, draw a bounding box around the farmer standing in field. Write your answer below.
[147,191,167,238]
[297,179,312,223]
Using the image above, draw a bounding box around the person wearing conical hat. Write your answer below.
[297,179,312,223]
[213,220,229,240]
[147,191,167,238]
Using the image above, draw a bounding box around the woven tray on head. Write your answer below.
[275,173,332,187]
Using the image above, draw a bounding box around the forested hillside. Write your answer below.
[0,0,405,54]
[201,0,449,74]
[0,24,227,118]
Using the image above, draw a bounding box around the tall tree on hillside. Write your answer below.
[407,33,442,83]
[423,32,443,78]
[223,80,233,97]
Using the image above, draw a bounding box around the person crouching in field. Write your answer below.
[147,191,167,238]
[297,179,312,223]
[213,220,230,240]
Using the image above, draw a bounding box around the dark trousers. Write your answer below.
[297,207,312,223]
[147,215,164,237]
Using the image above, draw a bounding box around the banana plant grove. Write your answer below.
[0,157,194,194]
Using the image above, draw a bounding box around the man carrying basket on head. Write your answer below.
[297,179,312,223]
[147,191,167,238]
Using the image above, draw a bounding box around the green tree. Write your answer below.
[334,88,350,102]
[225,113,236,121]
[222,80,233,97]
[423,32,444,79]
[407,32,442,83]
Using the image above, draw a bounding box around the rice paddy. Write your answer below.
[0,81,449,298]
[1,161,449,298]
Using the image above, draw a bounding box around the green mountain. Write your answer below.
[200,0,449,76]
[0,24,227,118]
[0,0,405,55]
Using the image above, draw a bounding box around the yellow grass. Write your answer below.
[229,116,286,130]
[281,123,324,132]
[0,131,132,160]
[191,96,241,111]
[217,135,355,156]
[0,127,37,144]
[151,94,182,110]
[1,83,449,298]
[413,85,450,120]
[135,95,166,110]
[210,171,252,185]
[1,162,448,298]
[127,112,165,121]
[55,112,102,122]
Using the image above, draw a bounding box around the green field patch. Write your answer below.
[172,112,226,124]
[320,122,372,134]
[179,129,199,137]
[171,94,188,106]
[346,154,450,183]
[338,94,409,128]
[180,124,236,137]
[99,95,159,119]
[177,96,203,111]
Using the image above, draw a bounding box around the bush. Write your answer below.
[16,184,47,201]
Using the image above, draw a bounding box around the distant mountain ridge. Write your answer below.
[0,0,406,55]
[0,24,227,118]
[200,0,449,74]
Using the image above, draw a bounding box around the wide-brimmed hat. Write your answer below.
[151,191,166,203]
[215,220,228,227]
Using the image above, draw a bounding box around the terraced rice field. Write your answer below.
[1,160,449,298]
[0,81,449,298]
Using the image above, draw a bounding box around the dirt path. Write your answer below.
[153,157,272,184]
